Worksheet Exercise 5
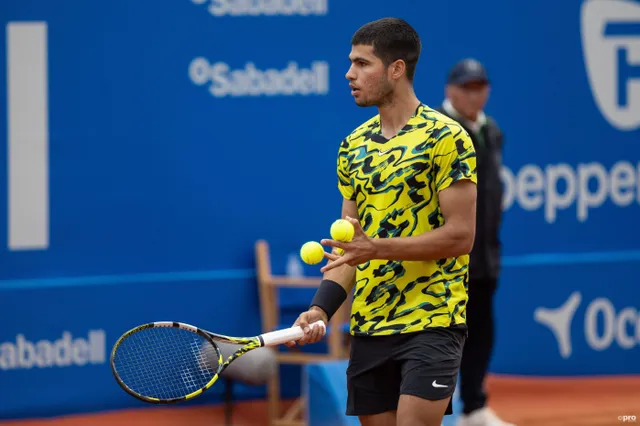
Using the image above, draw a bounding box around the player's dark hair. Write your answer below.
[351,18,421,82]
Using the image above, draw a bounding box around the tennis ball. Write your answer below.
[330,219,354,242]
[300,241,325,265]
[336,248,345,256]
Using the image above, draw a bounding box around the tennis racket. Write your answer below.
[110,320,325,404]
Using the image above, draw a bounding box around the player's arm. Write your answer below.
[288,137,357,345]
[321,126,477,270]
[286,198,357,346]
[326,198,359,290]
[369,180,476,260]
[308,198,358,321]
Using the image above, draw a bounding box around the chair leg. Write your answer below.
[267,370,281,425]
[282,397,304,421]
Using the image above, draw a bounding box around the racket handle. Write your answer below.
[260,320,326,346]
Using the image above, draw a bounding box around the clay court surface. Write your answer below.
[2,375,638,426]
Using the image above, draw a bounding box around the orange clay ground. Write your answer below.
[2,375,638,426]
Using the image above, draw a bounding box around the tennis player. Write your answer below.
[287,18,477,426]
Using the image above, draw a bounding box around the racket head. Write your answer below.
[110,321,223,404]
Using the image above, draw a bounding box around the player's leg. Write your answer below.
[394,327,466,426]
[458,278,514,425]
[346,335,402,426]
[397,394,451,426]
[459,277,495,415]
[359,411,397,426]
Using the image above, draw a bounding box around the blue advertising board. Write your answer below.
[1,0,639,420]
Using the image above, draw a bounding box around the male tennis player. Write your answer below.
[287,18,477,426]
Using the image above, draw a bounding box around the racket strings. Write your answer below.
[113,327,220,400]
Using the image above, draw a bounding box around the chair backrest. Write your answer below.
[254,239,350,358]
[255,239,320,327]
[255,239,277,333]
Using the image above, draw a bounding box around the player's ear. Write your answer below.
[389,59,405,81]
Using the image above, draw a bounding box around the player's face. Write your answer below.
[446,82,490,121]
[345,45,394,107]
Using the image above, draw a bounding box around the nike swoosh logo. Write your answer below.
[378,149,391,156]
[432,380,448,388]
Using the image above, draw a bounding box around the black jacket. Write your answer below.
[436,105,504,280]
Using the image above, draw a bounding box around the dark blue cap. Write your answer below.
[447,58,489,85]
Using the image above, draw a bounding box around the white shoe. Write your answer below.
[456,407,515,426]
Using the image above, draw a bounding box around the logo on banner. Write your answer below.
[189,59,330,97]
[581,0,640,131]
[535,292,639,358]
[534,292,582,358]
[191,0,328,17]
[0,330,106,370]
[501,160,640,224]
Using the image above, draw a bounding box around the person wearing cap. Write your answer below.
[436,59,514,426]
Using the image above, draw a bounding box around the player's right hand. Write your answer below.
[286,307,328,347]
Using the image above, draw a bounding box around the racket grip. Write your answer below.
[260,320,326,346]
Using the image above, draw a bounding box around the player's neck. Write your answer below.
[377,89,421,140]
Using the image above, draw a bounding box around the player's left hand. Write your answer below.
[320,216,377,273]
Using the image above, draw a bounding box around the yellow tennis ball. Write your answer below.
[330,219,354,242]
[336,248,345,256]
[300,241,325,265]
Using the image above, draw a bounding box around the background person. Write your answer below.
[436,59,513,426]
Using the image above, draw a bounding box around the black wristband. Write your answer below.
[310,279,347,321]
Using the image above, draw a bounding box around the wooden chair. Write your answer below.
[255,239,351,426]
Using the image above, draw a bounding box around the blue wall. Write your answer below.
[1,0,639,420]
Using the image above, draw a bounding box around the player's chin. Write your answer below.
[354,97,374,107]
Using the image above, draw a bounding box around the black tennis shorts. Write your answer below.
[346,326,467,417]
